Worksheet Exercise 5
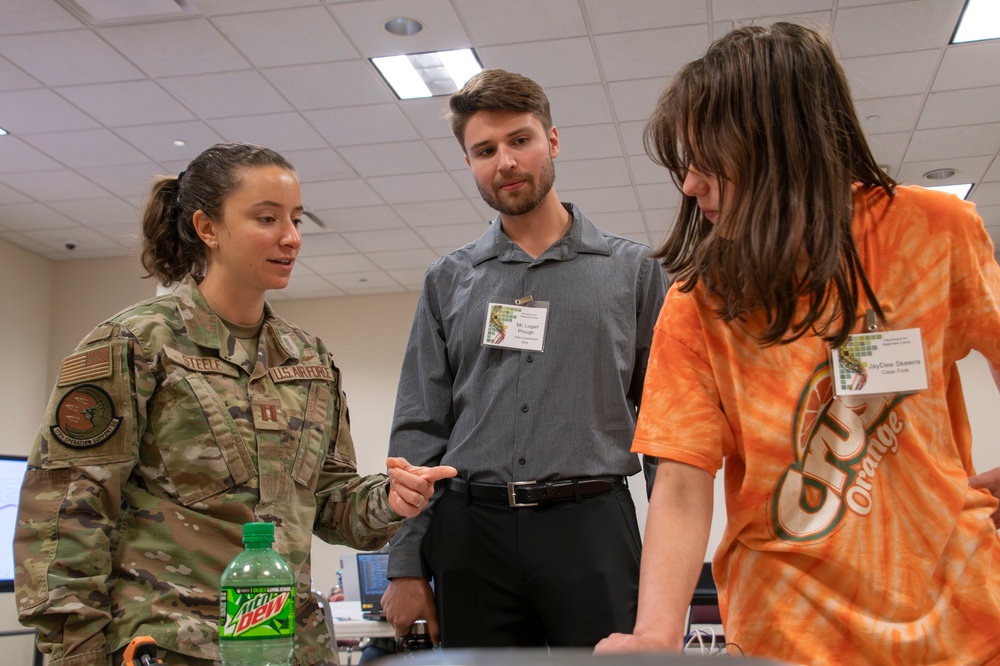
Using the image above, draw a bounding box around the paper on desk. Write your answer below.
[327,600,365,621]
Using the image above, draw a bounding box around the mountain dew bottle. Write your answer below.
[220,522,295,666]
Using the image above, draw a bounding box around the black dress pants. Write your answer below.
[421,482,641,648]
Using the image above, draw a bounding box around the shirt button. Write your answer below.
[520,403,529,413]
[526,354,534,363]
[518,457,526,465]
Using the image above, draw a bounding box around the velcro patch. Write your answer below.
[163,346,240,377]
[57,345,112,387]
[50,384,122,448]
[269,365,334,383]
[252,398,284,431]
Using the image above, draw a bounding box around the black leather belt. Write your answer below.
[445,476,621,508]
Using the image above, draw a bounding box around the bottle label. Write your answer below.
[220,586,295,641]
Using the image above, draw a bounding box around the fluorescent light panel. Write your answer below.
[953,0,1000,43]
[925,183,973,199]
[372,49,482,100]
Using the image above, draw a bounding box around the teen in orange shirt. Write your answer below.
[596,23,1000,665]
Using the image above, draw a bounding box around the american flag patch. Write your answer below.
[57,345,112,386]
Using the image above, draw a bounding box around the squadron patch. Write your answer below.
[50,384,122,448]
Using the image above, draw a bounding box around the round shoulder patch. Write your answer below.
[50,384,122,449]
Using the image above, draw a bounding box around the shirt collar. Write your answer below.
[467,202,612,267]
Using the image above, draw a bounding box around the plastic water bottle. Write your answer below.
[219,522,295,666]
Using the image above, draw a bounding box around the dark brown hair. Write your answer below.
[645,22,895,347]
[448,69,553,150]
[140,143,294,286]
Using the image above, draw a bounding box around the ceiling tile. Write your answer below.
[867,131,910,172]
[840,50,939,100]
[22,224,122,252]
[366,248,438,270]
[0,182,31,205]
[338,141,443,177]
[411,222,484,249]
[0,0,82,35]
[393,199,482,227]
[367,172,465,204]
[283,148,355,182]
[0,231,51,254]
[896,156,994,188]
[340,226,425,252]
[546,84,614,127]
[585,0,707,33]
[75,162,164,198]
[114,121,226,162]
[636,182,682,210]
[263,61,393,110]
[0,202,77,231]
[194,0,320,14]
[559,186,638,213]
[426,137,468,172]
[918,87,1000,130]
[0,55,41,91]
[159,71,292,119]
[297,231,355,257]
[213,7,357,67]
[970,182,1000,207]
[856,95,924,135]
[21,129,149,168]
[984,159,1000,183]
[556,124,624,161]
[557,157,632,191]
[55,80,194,127]
[399,97,454,140]
[208,112,328,151]
[47,197,137,227]
[326,270,399,293]
[584,210,648,236]
[454,0,585,46]
[608,79,666,123]
[305,105,420,146]
[934,41,1000,91]
[98,18,251,77]
[0,136,63,172]
[619,120,646,156]
[386,267,427,288]
[0,169,111,200]
[712,0,831,21]
[300,179,384,209]
[596,26,709,81]
[834,0,962,58]
[0,30,143,86]
[307,205,405,233]
[0,88,100,134]
[628,155,672,186]
[330,0,471,56]
[478,38,601,88]
[299,252,378,274]
[905,124,1000,163]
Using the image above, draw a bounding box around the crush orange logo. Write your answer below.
[769,362,907,543]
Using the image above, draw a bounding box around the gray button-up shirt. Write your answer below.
[387,202,668,577]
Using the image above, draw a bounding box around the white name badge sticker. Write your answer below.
[830,328,929,397]
[482,301,549,352]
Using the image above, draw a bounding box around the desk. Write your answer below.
[328,601,395,640]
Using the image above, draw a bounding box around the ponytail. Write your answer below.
[140,175,206,286]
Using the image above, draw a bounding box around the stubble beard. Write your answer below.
[478,157,556,217]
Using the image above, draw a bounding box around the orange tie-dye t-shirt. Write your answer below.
[635,185,1000,665]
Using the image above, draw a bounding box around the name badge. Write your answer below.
[482,300,549,352]
[830,328,929,397]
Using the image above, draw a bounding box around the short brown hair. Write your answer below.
[645,22,895,347]
[448,69,553,150]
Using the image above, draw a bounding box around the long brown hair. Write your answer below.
[140,142,294,286]
[645,23,895,347]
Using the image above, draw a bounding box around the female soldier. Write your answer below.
[596,23,1000,665]
[14,142,455,666]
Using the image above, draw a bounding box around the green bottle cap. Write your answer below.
[242,522,274,543]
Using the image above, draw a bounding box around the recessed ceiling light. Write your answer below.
[384,17,423,36]
[372,48,482,100]
[952,0,1000,43]
[923,168,958,180]
[0,127,8,136]
[173,139,186,147]
[925,183,973,199]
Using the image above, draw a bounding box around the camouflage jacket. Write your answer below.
[14,275,403,666]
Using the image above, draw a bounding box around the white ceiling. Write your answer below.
[1,0,998,299]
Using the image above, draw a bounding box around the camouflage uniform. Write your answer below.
[14,275,403,666]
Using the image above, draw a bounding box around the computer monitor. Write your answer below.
[0,455,29,592]
[356,552,390,620]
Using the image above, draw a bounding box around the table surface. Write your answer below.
[328,600,395,639]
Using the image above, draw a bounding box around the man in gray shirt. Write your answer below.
[382,68,668,648]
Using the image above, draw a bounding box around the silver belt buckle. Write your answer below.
[507,480,539,508]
